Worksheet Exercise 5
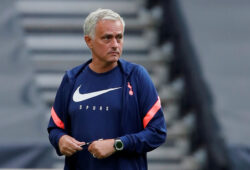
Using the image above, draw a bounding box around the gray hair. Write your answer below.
[83,8,125,39]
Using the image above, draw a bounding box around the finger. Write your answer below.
[70,142,83,151]
[88,144,93,153]
[78,142,86,146]
[59,135,82,156]
[66,147,79,155]
[71,139,85,151]
[88,141,97,152]
[75,145,83,151]
[71,138,85,146]
[62,140,82,153]
[62,148,74,156]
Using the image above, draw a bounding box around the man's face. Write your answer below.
[85,19,124,65]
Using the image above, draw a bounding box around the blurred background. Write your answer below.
[0,0,249,169]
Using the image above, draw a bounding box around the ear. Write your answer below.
[84,35,93,49]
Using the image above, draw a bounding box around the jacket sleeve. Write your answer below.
[120,65,167,154]
[47,74,69,156]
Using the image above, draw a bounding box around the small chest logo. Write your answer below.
[127,82,134,96]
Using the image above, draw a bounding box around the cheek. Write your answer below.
[119,43,123,51]
[96,45,110,56]
[95,43,108,51]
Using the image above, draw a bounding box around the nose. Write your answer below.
[111,38,119,49]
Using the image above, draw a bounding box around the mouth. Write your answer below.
[109,51,120,55]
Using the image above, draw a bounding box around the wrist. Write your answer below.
[113,138,124,151]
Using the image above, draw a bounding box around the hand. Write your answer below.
[58,135,85,156]
[88,139,115,159]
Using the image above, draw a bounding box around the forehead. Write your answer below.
[95,20,124,36]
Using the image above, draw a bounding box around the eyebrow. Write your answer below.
[102,34,112,38]
[102,32,123,37]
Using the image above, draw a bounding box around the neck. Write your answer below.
[89,60,118,73]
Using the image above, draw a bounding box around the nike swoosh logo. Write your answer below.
[73,85,122,102]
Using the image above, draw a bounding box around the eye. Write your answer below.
[116,34,123,40]
[102,35,112,40]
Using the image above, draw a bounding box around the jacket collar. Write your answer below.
[66,58,134,81]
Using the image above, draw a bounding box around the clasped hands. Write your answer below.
[58,135,116,159]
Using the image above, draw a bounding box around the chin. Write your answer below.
[109,55,120,62]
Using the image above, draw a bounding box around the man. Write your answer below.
[48,8,167,170]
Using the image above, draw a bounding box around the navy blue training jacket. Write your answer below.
[48,59,167,170]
